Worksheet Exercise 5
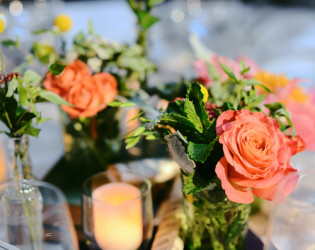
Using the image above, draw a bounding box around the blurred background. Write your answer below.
[0,0,314,178]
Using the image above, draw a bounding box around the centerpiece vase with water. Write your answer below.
[0,136,43,249]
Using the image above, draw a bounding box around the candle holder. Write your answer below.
[82,169,154,250]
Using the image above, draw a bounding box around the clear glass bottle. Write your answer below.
[0,136,43,250]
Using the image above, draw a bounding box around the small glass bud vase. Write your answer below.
[0,136,43,250]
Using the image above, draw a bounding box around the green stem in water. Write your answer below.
[13,141,37,249]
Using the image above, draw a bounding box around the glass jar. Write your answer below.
[181,181,250,250]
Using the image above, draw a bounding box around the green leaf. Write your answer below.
[219,63,238,82]
[88,19,95,35]
[246,94,266,110]
[240,60,250,75]
[183,170,214,195]
[187,142,211,163]
[127,0,138,11]
[108,101,136,107]
[136,10,159,30]
[126,136,140,149]
[49,63,66,76]
[160,113,196,131]
[33,29,50,34]
[39,90,72,106]
[2,39,19,48]
[133,126,146,136]
[23,70,41,85]
[245,79,273,93]
[127,112,144,123]
[265,102,296,136]
[186,83,212,137]
[187,137,218,163]
[140,117,154,123]
[18,87,28,106]
[148,0,165,7]
[146,134,158,140]
[184,99,203,133]
[6,79,18,97]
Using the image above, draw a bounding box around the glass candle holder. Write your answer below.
[82,169,154,250]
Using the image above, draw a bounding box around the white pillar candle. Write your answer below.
[92,182,143,250]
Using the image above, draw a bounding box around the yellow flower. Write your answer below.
[200,84,209,103]
[254,71,309,104]
[0,19,5,34]
[54,14,73,32]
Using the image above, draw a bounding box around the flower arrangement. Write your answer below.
[0,0,168,203]
[119,58,305,248]
[194,50,315,151]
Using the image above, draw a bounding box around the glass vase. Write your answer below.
[181,178,250,250]
[0,136,43,250]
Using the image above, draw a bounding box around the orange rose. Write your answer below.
[215,110,305,204]
[92,73,118,104]
[61,73,118,118]
[43,60,91,96]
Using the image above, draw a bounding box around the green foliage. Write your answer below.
[2,39,20,48]
[265,102,296,136]
[49,63,66,76]
[108,101,136,108]
[0,70,70,138]
[127,0,164,30]
[183,170,215,195]
[219,63,238,82]
[135,11,159,30]
[148,0,165,7]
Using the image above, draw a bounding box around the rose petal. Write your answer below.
[215,157,254,204]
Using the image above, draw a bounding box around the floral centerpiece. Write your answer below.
[118,59,305,248]
[1,0,167,196]
[0,19,69,248]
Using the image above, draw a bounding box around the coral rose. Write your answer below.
[61,73,118,118]
[43,60,91,96]
[215,110,305,204]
